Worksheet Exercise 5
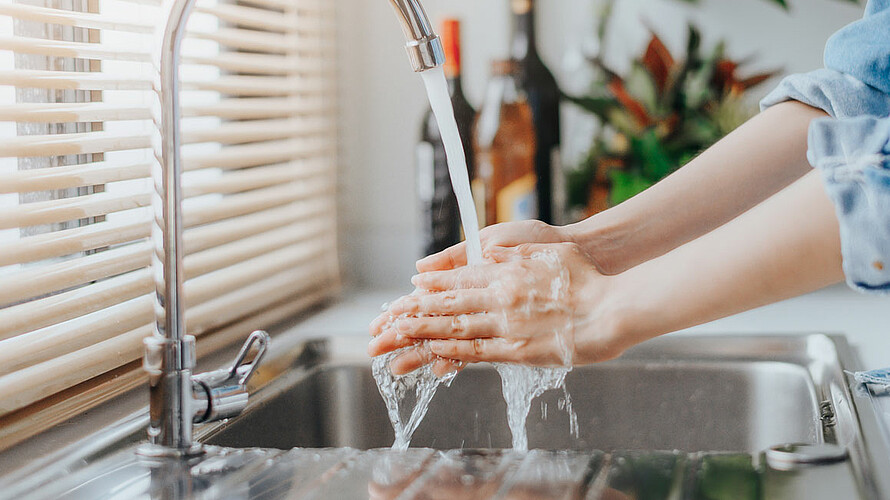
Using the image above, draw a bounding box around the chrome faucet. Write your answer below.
[141,0,444,457]
[387,0,446,72]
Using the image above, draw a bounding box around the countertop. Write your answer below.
[293,284,890,371]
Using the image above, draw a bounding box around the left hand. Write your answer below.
[369,242,625,374]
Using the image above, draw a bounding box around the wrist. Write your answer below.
[564,211,634,276]
[572,270,637,365]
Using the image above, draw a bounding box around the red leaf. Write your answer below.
[607,77,654,128]
[737,71,779,90]
[642,33,675,93]
[713,60,739,93]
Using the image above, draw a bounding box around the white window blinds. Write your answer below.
[0,0,339,428]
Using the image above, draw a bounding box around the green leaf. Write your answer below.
[610,170,652,206]
[631,129,674,180]
[563,94,617,120]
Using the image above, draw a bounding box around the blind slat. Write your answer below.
[0,70,333,94]
[0,168,332,230]
[0,69,154,91]
[0,117,334,158]
[0,98,332,126]
[0,3,153,33]
[0,36,151,63]
[0,103,152,123]
[194,4,293,32]
[190,28,290,54]
[0,160,152,194]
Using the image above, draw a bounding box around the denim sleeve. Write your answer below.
[807,116,890,294]
[759,68,890,119]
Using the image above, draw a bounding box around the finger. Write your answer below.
[411,265,498,291]
[393,314,503,340]
[432,358,464,378]
[369,312,393,337]
[428,338,519,364]
[390,348,428,375]
[417,242,468,273]
[368,329,416,357]
[481,221,554,248]
[388,289,497,316]
[390,349,464,378]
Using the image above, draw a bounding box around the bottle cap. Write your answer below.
[441,19,462,78]
[511,0,532,15]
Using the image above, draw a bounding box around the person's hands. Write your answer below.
[370,242,626,374]
[415,220,577,273]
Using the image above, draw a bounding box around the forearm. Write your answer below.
[585,171,842,357]
[566,101,828,274]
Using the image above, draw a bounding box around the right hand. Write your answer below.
[416,220,577,273]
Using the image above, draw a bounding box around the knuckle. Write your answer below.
[451,315,468,336]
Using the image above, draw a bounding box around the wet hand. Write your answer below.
[415,220,576,273]
[370,242,625,372]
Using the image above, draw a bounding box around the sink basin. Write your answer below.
[200,335,832,453]
[5,333,888,499]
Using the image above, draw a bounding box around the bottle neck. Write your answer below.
[447,76,464,97]
[511,7,537,60]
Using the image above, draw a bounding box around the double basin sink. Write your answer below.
[7,333,889,499]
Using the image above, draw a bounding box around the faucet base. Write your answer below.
[136,442,205,460]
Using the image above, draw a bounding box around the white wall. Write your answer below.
[335,0,865,290]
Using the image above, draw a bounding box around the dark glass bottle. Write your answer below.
[417,19,476,257]
[510,0,562,224]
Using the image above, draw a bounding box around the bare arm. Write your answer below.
[578,170,843,360]
[567,101,828,274]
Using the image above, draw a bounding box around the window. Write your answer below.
[0,0,339,449]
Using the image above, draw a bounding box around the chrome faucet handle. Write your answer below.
[227,330,270,386]
[191,331,270,424]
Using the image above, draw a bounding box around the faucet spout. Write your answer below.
[387,0,445,72]
[141,0,270,459]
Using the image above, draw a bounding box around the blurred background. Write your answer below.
[333,0,865,290]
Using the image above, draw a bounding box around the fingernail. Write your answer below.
[429,340,445,350]
[367,337,380,355]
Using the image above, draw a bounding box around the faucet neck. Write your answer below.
[387,0,445,72]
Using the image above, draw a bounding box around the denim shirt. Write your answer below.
[761,0,890,294]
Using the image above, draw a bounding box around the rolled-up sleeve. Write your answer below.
[807,116,890,293]
[760,68,890,294]
[760,69,890,119]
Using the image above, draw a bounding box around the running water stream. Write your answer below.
[373,67,576,452]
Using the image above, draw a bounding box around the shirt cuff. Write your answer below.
[808,115,890,294]
[760,68,890,119]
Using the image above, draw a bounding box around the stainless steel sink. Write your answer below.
[191,334,889,498]
[200,335,842,453]
[4,333,889,499]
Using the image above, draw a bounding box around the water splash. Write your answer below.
[372,344,458,451]
[495,364,577,451]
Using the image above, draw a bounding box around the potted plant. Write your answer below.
[565,15,779,217]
